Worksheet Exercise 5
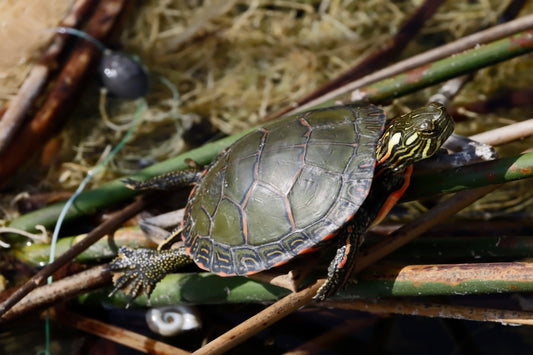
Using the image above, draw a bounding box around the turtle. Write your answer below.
[109,102,454,301]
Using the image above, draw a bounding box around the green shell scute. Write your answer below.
[288,168,341,228]
[183,105,386,275]
[244,183,293,244]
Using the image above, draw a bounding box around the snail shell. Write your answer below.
[146,305,202,336]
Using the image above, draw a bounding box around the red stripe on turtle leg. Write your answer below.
[337,225,360,286]
[314,223,363,300]
[370,165,413,228]
[338,226,353,269]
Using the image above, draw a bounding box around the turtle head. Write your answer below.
[376,102,454,173]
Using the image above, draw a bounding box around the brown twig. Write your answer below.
[0,196,147,319]
[53,308,191,355]
[0,265,111,323]
[327,298,533,326]
[0,0,127,185]
[469,118,533,146]
[0,0,98,153]
[192,280,325,355]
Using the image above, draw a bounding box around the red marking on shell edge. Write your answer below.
[345,212,357,223]
[405,64,431,83]
[520,167,532,174]
[298,246,319,255]
[215,270,236,277]
[322,231,338,241]
[188,249,210,273]
[272,259,289,268]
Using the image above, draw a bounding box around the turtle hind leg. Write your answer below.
[313,223,364,301]
[123,169,202,191]
[109,246,193,300]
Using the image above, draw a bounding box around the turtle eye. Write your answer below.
[417,119,434,133]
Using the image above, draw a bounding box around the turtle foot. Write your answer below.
[313,278,338,302]
[109,247,165,300]
[109,246,194,303]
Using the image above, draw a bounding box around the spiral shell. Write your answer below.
[146,305,202,336]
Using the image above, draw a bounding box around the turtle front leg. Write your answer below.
[123,169,202,191]
[109,246,193,300]
[314,224,363,301]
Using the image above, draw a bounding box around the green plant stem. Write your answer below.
[83,272,290,306]
[311,29,533,108]
[348,261,533,298]
[404,151,533,200]
[14,227,155,266]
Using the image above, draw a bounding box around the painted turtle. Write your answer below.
[110,103,454,301]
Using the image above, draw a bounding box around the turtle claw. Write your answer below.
[108,275,139,308]
[313,278,337,302]
[121,177,145,190]
[313,241,355,302]
[109,246,163,299]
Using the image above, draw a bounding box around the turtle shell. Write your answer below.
[182,105,386,275]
